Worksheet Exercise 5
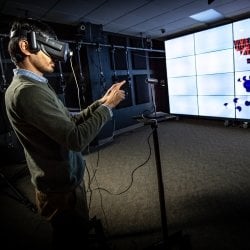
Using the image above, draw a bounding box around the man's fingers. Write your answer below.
[114,80,126,89]
[107,80,126,97]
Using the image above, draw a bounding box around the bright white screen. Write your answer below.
[198,96,235,118]
[233,19,250,39]
[234,50,250,72]
[197,73,234,95]
[195,24,233,54]
[165,34,194,59]
[168,76,197,95]
[169,96,198,115]
[166,55,196,77]
[196,49,234,75]
[165,18,250,120]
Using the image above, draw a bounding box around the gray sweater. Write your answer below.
[5,74,111,192]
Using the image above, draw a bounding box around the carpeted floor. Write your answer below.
[1,117,250,249]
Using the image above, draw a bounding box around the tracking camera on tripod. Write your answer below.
[145,77,168,119]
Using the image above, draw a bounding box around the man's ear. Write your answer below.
[18,39,31,56]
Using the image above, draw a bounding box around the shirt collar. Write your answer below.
[14,68,48,84]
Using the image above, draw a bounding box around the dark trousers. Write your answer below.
[51,210,89,249]
[35,184,90,249]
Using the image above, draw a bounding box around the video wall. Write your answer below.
[165,18,250,120]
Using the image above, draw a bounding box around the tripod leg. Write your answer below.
[88,216,110,250]
[145,231,192,250]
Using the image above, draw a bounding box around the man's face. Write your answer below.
[29,50,55,74]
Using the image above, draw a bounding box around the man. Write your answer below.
[5,17,125,249]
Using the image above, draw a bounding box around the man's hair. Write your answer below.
[8,18,56,64]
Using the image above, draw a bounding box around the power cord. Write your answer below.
[87,130,153,196]
[85,129,153,249]
[69,56,82,110]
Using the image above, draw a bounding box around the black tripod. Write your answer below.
[138,117,191,250]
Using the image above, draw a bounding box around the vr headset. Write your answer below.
[28,31,73,62]
[11,30,73,62]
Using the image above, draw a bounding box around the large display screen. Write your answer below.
[165,18,250,120]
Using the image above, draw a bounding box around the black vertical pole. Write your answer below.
[151,120,169,246]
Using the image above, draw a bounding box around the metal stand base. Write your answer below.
[145,231,192,250]
[88,216,111,250]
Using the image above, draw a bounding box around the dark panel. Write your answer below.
[134,74,150,105]
[110,48,127,70]
[108,35,127,46]
[148,51,169,112]
[75,22,104,43]
[131,50,147,69]
[114,75,133,109]
[108,35,127,70]
[154,84,169,113]
[44,45,92,110]
[0,92,25,164]
[129,37,145,48]
[64,45,92,109]
[148,51,167,80]
[0,130,25,165]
